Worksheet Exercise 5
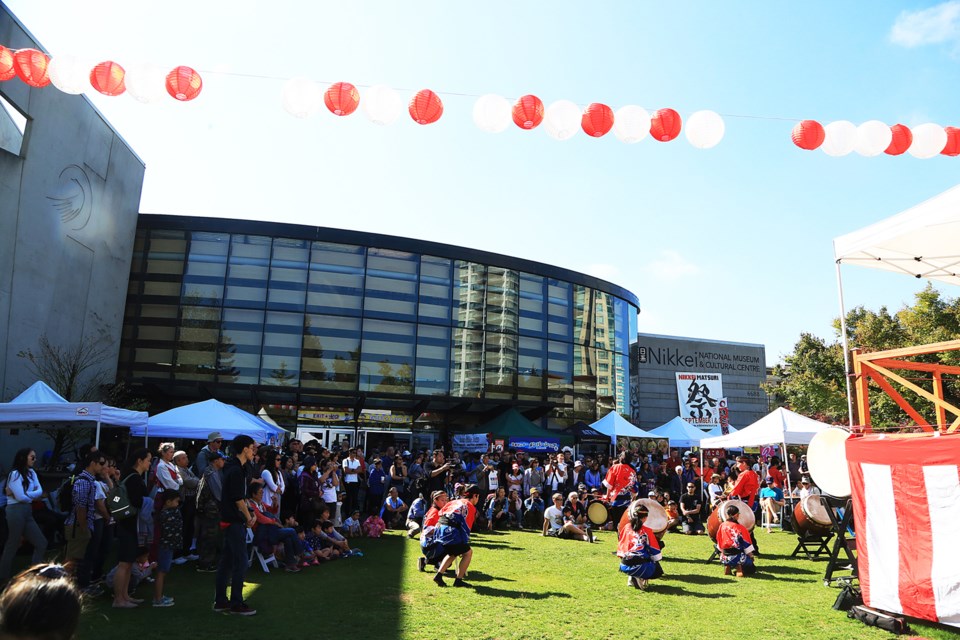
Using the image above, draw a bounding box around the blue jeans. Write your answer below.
[215,523,248,605]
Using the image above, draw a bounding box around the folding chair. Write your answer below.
[246,528,279,573]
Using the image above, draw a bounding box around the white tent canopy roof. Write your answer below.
[705,423,738,438]
[834,183,960,286]
[135,399,285,444]
[699,407,831,449]
[589,411,658,440]
[0,381,148,428]
[649,416,710,448]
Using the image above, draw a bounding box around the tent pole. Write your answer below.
[95,408,102,449]
[835,261,856,428]
[781,439,792,499]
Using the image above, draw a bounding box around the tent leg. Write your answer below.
[835,261,855,428]
[782,440,792,498]
[95,417,101,449]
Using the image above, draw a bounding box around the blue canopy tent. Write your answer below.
[131,399,285,445]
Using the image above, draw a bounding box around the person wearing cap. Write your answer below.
[795,476,820,500]
[195,433,224,476]
[418,491,449,571]
[195,450,226,572]
[522,488,545,529]
[717,503,756,577]
[569,459,586,488]
[433,485,482,587]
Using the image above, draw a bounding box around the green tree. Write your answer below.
[766,284,960,429]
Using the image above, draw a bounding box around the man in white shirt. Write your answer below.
[542,493,592,542]
[342,449,362,515]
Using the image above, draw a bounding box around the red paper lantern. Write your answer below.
[165,66,202,101]
[409,89,443,125]
[942,127,960,157]
[649,108,682,142]
[791,120,825,150]
[0,46,15,81]
[581,103,615,137]
[90,61,126,96]
[512,94,544,130]
[885,124,912,156]
[324,81,360,116]
[13,48,50,88]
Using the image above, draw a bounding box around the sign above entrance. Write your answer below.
[298,408,412,425]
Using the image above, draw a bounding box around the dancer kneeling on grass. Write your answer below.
[717,504,756,577]
[617,500,663,591]
[418,491,449,572]
[432,485,481,588]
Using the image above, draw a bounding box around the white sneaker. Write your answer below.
[172,557,188,565]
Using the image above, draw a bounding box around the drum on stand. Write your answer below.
[618,498,669,541]
[806,426,852,498]
[706,499,756,541]
[793,494,832,537]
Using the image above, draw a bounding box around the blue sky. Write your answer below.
[7,0,960,365]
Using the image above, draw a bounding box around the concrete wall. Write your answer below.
[0,7,145,461]
[629,333,768,432]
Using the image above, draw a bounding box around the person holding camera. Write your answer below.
[423,449,453,496]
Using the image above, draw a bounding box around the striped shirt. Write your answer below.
[66,471,98,531]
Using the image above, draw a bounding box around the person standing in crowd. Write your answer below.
[63,451,105,594]
[617,500,663,591]
[717,504,756,577]
[432,485,481,588]
[195,451,225,573]
[767,458,786,490]
[341,449,362,516]
[506,463,524,496]
[174,451,200,561]
[585,459,603,493]
[679,481,704,535]
[728,456,759,508]
[0,449,47,583]
[259,449,285,516]
[90,456,118,586]
[319,460,340,524]
[214,435,258,616]
[298,456,320,529]
[423,449,453,497]
[155,444,182,494]
[390,455,408,502]
[544,456,567,496]
[194,433,224,476]
[367,459,387,515]
[153,489,181,607]
[112,448,151,608]
[0,563,81,640]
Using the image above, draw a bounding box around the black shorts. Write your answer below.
[441,542,471,557]
[116,525,139,563]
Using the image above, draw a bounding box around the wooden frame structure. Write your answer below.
[851,339,960,433]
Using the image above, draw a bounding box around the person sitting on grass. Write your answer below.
[507,489,523,530]
[248,483,302,573]
[486,487,510,530]
[105,549,155,598]
[406,493,428,538]
[295,527,320,567]
[432,485,481,588]
[418,490,449,572]
[319,520,357,556]
[522,488,545,530]
[543,493,593,542]
[343,509,362,538]
[381,486,409,530]
[153,489,182,607]
[717,504,756,577]
[617,500,663,591]
[305,520,340,561]
[665,500,682,532]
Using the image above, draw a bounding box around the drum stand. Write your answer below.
[821,497,857,587]
[790,529,834,560]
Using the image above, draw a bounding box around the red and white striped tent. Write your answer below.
[847,433,960,628]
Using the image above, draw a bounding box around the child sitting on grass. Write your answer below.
[305,520,340,561]
[321,520,359,556]
[105,549,155,597]
[343,510,362,538]
[154,489,181,607]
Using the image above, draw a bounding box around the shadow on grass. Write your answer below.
[665,572,732,585]
[470,541,523,551]
[653,584,734,598]
[759,564,818,575]
[473,585,572,599]
[466,571,515,583]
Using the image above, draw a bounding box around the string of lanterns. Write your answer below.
[3,42,959,157]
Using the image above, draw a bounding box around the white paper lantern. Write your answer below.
[472,94,511,133]
[280,77,322,118]
[854,120,893,157]
[821,120,857,157]
[685,110,725,149]
[362,84,402,125]
[613,105,650,143]
[909,123,948,159]
[48,54,89,95]
[543,100,581,141]
[124,62,167,104]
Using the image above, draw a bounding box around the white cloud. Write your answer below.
[890,2,960,47]
[642,250,701,281]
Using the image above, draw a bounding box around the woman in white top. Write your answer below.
[260,449,285,515]
[154,443,182,493]
[0,448,48,581]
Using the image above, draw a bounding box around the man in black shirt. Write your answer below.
[423,449,452,496]
[679,482,704,535]
[214,435,257,616]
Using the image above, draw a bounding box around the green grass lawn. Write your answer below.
[76,527,957,640]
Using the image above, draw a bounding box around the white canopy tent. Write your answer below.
[649,416,710,449]
[0,381,148,447]
[834,183,960,423]
[704,423,738,438]
[589,411,659,444]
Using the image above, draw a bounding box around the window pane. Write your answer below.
[260,311,303,386]
[182,232,227,306]
[364,248,418,321]
[307,242,365,316]
[547,340,572,406]
[419,255,452,325]
[451,328,484,397]
[484,330,517,399]
[267,238,309,311]
[546,279,572,341]
[302,314,361,391]
[219,308,264,384]
[614,297,630,354]
[224,235,270,309]
[485,267,518,334]
[416,325,450,395]
[573,344,597,422]
[360,319,414,394]
[518,337,545,401]
[145,230,185,276]
[519,272,545,336]
[453,261,486,328]
[176,305,222,382]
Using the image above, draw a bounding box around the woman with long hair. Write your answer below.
[112,448,151,608]
[0,449,47,582]
[259,449,284,516]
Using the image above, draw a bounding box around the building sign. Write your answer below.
[676,372,724,428]
[452,433,489,452]
[298,408,412,425]
[508,437,560,453]
[641,345,763,374]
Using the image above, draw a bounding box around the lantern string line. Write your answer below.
[199,68,807,123]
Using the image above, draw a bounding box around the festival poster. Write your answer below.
[718,397,730,435]
[676,372,724,428]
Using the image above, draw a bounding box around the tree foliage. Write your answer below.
[766,284,960,429]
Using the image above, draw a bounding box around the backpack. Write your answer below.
[57,475,77,513]
[105,474,139,521]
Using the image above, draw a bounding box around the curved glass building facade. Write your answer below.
[119,215,640,440]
